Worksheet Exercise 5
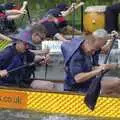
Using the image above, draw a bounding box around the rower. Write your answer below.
[0,29,55,91]
[105,3,120,33]
[61,29,120,95]
[36,2,84,41]
[0,1,27,34]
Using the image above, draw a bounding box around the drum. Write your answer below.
[83,6,107,33]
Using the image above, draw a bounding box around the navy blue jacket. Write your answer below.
[61,37,99,93]
[0,45,35,86]
[42,8,67,37]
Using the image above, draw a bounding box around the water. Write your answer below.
[0,109,118,120]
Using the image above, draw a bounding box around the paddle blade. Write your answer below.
[84,77,101,110]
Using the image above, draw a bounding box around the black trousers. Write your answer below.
[105,3,120,33]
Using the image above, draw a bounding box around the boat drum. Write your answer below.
[0,88,119,118]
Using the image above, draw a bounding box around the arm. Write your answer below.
[62,2,84,17]
[74,68,102,83]
[5,9,25,15]
[69,51,103,84]
[30,49,49,55]
[74,63,119,83]
[34,54,50,64]
[101,39,113,54]
[66,25,82,35]
[7,14,23,20]
[20,1,28,11]
[0,50,21,77]
[5,1,28,20]
[5,1,28,16]
[54,33,68,41]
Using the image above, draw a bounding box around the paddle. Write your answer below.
[19,2,32,26]
[0,62,35,78]
[84,31,118,110]
[45,63,48,81]
[80,0,84,32]
[26,5,32,24]
[72,0,76,38]
[0,56,46,78]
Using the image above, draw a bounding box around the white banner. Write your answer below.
[42,41,62,54]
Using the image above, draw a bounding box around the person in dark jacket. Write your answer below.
[0,1,27,34]
[105,3,120,33]
[61,29,120,95]
[0,29,55,90]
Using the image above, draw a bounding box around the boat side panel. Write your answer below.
[27,91,120,118]
[0,89,28,109]
[0,88,119,118]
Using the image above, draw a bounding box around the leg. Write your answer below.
[30,80,56,91]
[101,76,120,96]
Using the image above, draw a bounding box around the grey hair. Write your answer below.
[92,29,108,38]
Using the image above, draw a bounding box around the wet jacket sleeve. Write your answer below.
[6,55,23,71]
[26,50,35,63]
[6,51,35,71]
[0,47,12,67]
[69,50,84,80]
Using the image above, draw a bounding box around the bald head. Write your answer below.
[92,29,109,41]
[83,29,108,55]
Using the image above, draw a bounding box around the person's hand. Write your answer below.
[41,54,51,65]
[99,64,117,71]
[0,70,8,78]
[71,3,76,8]
[42,48,50,55]
[111,31,119,38]
[23,1,28,7]
[19,9,27,14]
[101,45,110,54]
[77,2,84,7]
[38,54,51,65]
[95,65,105,74]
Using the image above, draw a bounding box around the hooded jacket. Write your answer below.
[61,37,99,93]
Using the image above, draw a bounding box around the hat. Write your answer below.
[10,28,36,47]
[56,3,68,11]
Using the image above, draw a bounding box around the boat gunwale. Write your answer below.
[0,85,120,99]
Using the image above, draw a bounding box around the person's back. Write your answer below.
[40,4,68,38]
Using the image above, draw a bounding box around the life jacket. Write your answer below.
[61,36,85,66]
[40,15,67,29]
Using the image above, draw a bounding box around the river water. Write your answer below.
[0,109,118,120]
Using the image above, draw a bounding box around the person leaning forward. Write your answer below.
[61,29,120,95]
[0,30,55,91]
